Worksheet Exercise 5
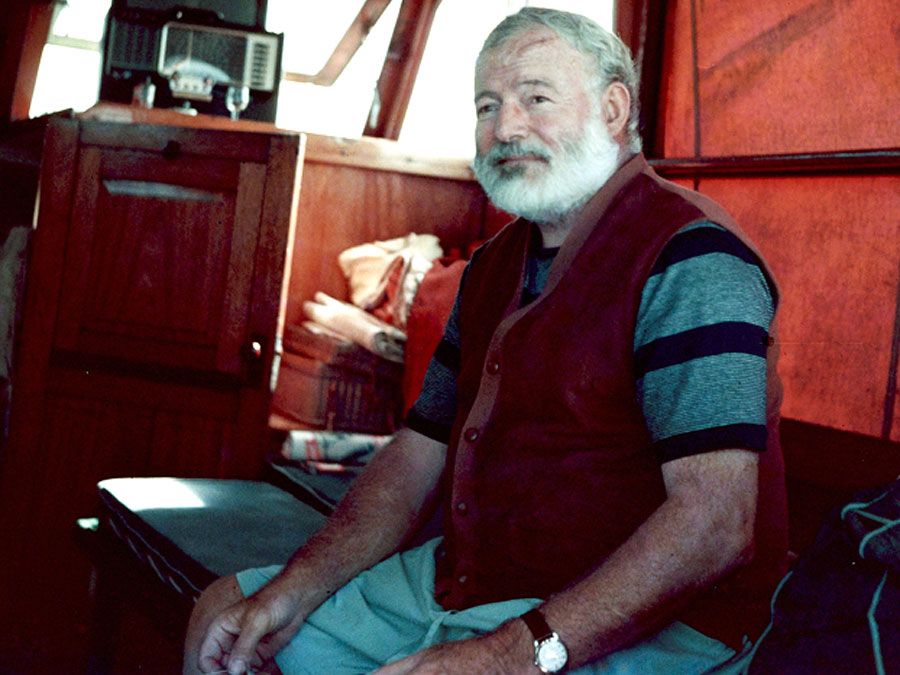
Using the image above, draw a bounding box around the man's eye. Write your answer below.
[530,95,551,104]
[476,103,498,117]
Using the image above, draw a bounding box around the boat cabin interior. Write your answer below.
[0,0,897,672]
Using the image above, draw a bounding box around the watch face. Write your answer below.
[536,635,568,673]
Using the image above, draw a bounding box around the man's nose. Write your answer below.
[494,103,528,143]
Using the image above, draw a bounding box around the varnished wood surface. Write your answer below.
[652,149,900,178]
[80,119,275,162]
[285,161,487,327]
[305,133,475,180]
[81,101,294,136]
[83,103,476,179]
[0,115,302,669]
[366,0,441,139]
[54,145,257,374]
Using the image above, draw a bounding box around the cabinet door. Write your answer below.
[35,120,299,472]
[54,130,270,379]
[0,118,301,625]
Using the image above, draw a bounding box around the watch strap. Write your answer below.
[521,608,554,642]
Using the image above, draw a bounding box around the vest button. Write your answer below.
[486,360,500,374]
[456,501,467,514]
[458,574,468,585]
[464,428,479,442]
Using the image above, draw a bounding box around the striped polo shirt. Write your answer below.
[406,220,776,462]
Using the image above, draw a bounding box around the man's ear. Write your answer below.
[600,82,631,140]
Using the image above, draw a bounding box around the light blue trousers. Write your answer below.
[237,538,750,674]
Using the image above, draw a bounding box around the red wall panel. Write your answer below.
[894,373,900,442]
[662,0,900,157]
[699,176,900,436]
[659,0,696,156]
[894,299,900,442]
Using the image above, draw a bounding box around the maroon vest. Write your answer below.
[433,155,787,648]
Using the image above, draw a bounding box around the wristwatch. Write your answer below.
[521,608,568,673]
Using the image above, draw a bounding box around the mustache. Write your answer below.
[480,141,553,165]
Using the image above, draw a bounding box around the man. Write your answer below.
[185,8,787,674]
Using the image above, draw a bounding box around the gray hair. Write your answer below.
[478,7,642,153]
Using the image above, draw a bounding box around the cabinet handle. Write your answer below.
[240,336,266,386]
[244,339,263,362]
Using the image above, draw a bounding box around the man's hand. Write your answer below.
[374,620,535,675]
[198,576,306,674]
[184,428,448,674]
[374,635,532,675]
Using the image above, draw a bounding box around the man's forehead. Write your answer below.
[480,27,567,68]
[476,27,588,89]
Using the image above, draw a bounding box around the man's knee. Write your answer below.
[183,574,244,674]
[192,574,243,627]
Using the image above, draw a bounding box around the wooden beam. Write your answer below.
[0,1,54,125]
[615,0,668,157]
[650,148,900,178]
[614,0,642,54]
[304,133,473,181]
[282,0,393,86]
[364,0,441,140]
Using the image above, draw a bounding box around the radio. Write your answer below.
[100,1,282,121]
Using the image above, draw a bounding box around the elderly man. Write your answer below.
[184,8,787,674]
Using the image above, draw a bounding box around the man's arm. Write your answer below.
[378,447,757,674]
[196,427,448,674]
[532,448,758,667]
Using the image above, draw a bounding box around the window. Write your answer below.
[399,0,615,159]
[27,0,616,158]
[29,0,112,118]
[265,1,401,137]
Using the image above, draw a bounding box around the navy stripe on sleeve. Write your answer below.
[649,224,778,307]
[655,423,767,462]
[433,338,461,374]
[651,225,760,275]
[634,321,769,379]
[405,407,452,444]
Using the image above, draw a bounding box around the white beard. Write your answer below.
[473,118,621,225]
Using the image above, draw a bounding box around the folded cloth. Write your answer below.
[302,292,406,363]
[282,430,392,466]
[338,233,443,329]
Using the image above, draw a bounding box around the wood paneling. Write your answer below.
[652,150,900,178]
[0,115,301,665]
[699,175,900,436]
[54,147,261,375]
[614,0,669,156]
[286,136,487,327]
[305,133,475,180]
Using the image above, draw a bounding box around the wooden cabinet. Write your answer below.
[0,114,302,648]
